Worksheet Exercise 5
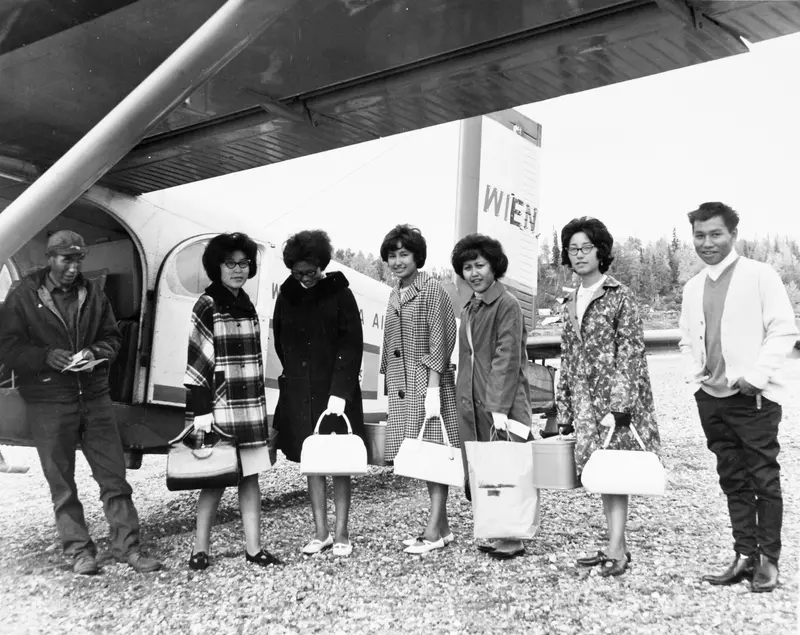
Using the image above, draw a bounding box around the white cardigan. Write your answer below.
[679,255,798,404]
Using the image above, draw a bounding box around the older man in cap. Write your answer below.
[0,230,162,575]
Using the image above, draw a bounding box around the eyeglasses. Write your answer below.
[566,244,596,256]
[224,259,251,270]
[291,268,319,280]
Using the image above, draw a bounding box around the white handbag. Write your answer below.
[581,422,666,496]
[393,415,464,488]
[300,413,368,476]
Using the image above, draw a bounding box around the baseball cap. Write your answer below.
[46,230,89,256]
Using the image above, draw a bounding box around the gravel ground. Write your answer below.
[1,355,798,635]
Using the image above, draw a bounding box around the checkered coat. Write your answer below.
[184,283,268,449]
[381,271,460,460]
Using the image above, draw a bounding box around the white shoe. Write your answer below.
[404,537,445,554]
[402,532,454,547]
[302,534,333,555]
[332,542,353,557]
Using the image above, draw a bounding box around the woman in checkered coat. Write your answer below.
[184,233,279,571]
[380,225,460,555]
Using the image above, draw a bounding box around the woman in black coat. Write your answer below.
[272,230,364,557]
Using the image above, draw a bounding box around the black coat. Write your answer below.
[272,271,364,462]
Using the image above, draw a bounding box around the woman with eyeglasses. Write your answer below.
[272,230,364,557]
[184,232,279,570]
[556,217,660,577]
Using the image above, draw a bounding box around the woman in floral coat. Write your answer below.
[556,217,660,578]
[380,224,460,555]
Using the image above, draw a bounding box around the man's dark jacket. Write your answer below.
[0,268,121,403]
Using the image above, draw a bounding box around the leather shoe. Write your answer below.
[73,553,100,576]
[121,552,163,573]
[246,549,283,566]
[701,553,754,585]
[751,555,779,593]
[598,554,628,577]
[489,539,525,559]
[577,550,631,567]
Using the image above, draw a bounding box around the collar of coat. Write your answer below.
[279,270,350,303]
[203,281,256,314]
[461,279,505,310]
[564,275,621,335]
[389,270,434,311]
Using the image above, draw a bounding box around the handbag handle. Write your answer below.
[168,422,236,447]
[601,421,647,451]
[416,414,454,449]
[312,412,353,435]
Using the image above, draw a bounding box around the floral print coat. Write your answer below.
[556,276,660,474]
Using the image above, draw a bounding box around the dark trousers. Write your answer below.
[28,395,140,560]
[695,391,782,562]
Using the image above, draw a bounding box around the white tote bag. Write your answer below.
[581,422,666,496]
[465,438,541,540]
[393,415,464,488]
[300,413,368,476]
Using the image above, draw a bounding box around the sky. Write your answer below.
[146,32,800,269]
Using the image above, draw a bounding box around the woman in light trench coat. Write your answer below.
[452,234,532,559]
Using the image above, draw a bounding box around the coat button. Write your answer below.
[302,361,307,367]
[398,390,405,399]
[394,349,401,357]
[476,399,482,406]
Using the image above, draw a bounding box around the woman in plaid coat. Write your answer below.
[184,233,279,571]
[380,225,460,555]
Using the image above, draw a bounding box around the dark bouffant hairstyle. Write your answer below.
[202,232,258,282]
[282,229,333,270]
[560,217,615,274]
[379,224,427,268]
[450,233,509,279]
[687,202,740,232]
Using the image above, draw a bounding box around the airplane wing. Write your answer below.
[1,0,799,197]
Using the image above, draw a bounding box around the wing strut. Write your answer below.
[0,0,298,264]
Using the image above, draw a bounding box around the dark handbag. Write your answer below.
[166,423,241,491]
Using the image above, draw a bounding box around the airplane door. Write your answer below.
[147,235,267,407]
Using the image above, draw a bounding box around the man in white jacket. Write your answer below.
[679,202,797,593]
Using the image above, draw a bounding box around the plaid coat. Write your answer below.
[556,276,660,474]
[184,283,268,448]
[381,271,459,460]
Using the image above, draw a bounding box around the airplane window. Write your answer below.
[0,265,11,302]
[168,241,260,303]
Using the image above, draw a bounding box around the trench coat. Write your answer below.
[272,271,365,463]
[456,281,532,451]
[380,271,459,461]
[555,276,660,474]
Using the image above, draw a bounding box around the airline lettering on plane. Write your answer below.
[483,185,537,233]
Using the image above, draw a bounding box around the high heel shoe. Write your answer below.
[188,551,209,571]
[246,550,283,567]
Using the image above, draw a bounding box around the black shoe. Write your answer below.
[488,540,525,559]
[751,555,779,593]
[577,550,631,567]
[702,553,754,585]
[246,550,283,567]
[188,551,209,571]
[599,554,629,577]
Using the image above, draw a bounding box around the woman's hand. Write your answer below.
[194,413,214,433]
[491,412,509,431]
[324,395,346,417]
[424,387,441,420]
